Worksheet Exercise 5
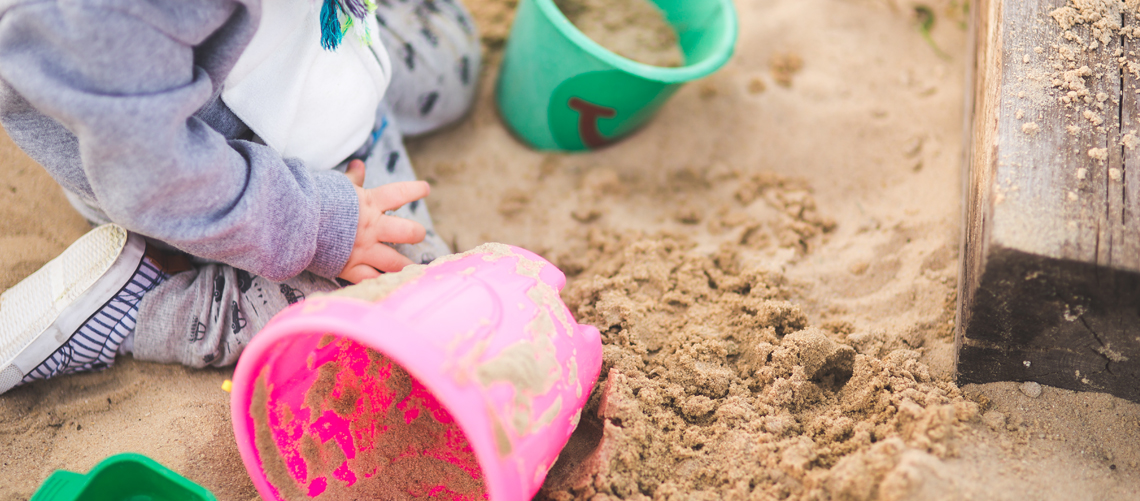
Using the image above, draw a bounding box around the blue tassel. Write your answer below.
[320,0,344,50]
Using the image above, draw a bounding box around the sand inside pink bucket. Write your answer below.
[251,335,487,500]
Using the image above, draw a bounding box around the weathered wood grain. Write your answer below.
[958,0,1140,401]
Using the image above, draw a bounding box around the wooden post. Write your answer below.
[958,0,1140,401]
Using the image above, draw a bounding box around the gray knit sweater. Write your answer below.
[0,0,359,281]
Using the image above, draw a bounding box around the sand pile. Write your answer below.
[534,231,977,500]
[554,0,684,67]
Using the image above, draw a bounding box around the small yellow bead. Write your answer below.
[221,380,233,393]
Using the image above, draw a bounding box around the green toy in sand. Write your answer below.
[31,453,215,501]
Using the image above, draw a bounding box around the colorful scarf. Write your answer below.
[320,0,378,50]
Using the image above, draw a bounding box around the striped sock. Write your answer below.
[21,256,169,384]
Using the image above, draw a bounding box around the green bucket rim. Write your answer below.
[30,452,217,501]
[85,453,217,500]
[533,0,739,84]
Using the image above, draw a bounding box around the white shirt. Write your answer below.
[222,0,392,170]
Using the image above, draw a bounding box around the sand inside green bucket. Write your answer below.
[555,0,684,67]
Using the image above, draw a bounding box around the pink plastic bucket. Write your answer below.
[230,244,603,500]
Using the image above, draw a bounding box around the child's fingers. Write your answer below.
[367,181,431,212]
[359,243,415,273]
[338,243,415,283]
[375,216,426,244]
[345,159,366,187]
[339,263,382,284]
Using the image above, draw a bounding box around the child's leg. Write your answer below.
[0,225,166,393]
[374,0,482,136]
[0,223,339,394]
[131,260,338,368]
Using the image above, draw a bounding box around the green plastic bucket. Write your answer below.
[496,0,738,151]
[30,453,216,501]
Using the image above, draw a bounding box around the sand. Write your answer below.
[3,0,1140,499]
[998,0,1138,151]
[253,337,485,500]
[537,231,976,500]
[554,0,684,67]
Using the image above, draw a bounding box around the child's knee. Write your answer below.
[134,265,338,369]
[376,0,482,135]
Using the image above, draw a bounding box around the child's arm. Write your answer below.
[0,0,380,282]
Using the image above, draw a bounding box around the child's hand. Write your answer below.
[338,160,429,284]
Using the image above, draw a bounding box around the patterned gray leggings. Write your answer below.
[131,0,481,368]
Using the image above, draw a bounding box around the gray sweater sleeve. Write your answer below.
[0,0,358,281]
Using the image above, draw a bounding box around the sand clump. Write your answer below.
[253,337,486,500]
[466,0,518,51]
[769,53,804,88]
[554,0,684,67]
[535,232,978,500]
[1050,0,1130,45]
[1037,0,1140,142]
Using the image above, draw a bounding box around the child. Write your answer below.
[0,0,481,394]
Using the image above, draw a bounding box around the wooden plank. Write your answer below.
[957,0,1140,401]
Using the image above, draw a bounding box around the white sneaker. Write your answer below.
[0,224,165,394]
